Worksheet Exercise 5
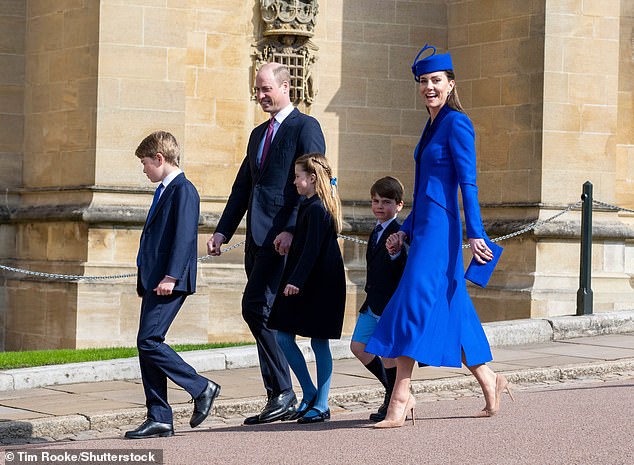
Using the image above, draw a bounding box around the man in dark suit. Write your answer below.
[349,176,407,422]
[125,131,220,439]
[207,63,326,425]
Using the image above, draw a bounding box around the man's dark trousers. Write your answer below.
[242,238,292,396]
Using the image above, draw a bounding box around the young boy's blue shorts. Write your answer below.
[351,308,381,344]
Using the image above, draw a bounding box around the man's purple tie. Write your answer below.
[260,118,275,168]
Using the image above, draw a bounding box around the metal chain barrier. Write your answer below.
[337,234,369,245]
[592,198,634,215]
[197,240,246,262]
[0,241,246,282]
[461,200,583,248]
[1,198,624,281]
[0,264,136,281]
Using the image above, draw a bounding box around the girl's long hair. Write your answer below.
[295,153,343,234]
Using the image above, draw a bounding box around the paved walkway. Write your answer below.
[0,313,633,444]
[10,375,630,465]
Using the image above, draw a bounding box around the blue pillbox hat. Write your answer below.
[411,44,453,81]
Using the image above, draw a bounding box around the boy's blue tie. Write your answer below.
[147,183,164,221]
[369,223,383,250]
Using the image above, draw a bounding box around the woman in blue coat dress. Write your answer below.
[366,45,514,428]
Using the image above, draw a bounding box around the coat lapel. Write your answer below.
[416,105,452,160]
[259,108,298,173]
[250,121,268,170]
[366,220,400,262]
[145,173,183,227]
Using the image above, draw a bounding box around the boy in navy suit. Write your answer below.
[125,131,220,439]
[350,176,407,422]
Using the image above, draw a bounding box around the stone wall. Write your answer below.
[531,0,633,318]
[616,1,634,206]
[0,0,633,349]
[0,0,25,350]
[0,0,24,190]
[4,0,100,350]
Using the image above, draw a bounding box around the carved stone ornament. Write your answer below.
[260,0,318,37]
[253,0,319,105]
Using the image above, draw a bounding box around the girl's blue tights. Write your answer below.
[276,331,333,415]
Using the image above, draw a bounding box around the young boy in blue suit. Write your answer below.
[125,131,220,439]
[350,176,407,422]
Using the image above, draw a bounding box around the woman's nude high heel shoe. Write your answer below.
[374,395,416,428]
[477,374,515,417]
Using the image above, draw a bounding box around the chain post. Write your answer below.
[576,181,593,316]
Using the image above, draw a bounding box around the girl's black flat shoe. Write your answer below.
[297,408,330,424]
[286,395,317,421]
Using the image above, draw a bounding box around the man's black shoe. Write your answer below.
[243,411,295,425]
[243,414,261,425]
[244,392,272,425]
[243,390,297,425]
[190,380,221,428]
[124,419,174,439]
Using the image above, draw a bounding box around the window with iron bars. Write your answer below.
[272,52,305,104]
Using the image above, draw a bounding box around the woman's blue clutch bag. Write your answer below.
[465,235,503,288]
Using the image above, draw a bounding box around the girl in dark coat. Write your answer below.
[268,153,346,423]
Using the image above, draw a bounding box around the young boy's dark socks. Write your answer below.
[385,366,397,393]
[364,356,389,389]
[369,361,395,421]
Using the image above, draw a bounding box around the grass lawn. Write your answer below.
[0,342,251,370]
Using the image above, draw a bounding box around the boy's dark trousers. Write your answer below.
[137,291,208,424]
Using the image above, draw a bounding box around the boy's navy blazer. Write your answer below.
[215,107,325,247]
[360,219,407,317]
[136,172,199,297]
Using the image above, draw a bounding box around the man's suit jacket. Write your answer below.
[360,219,407,317]
[137,172,199,297]
[215,107,326,247]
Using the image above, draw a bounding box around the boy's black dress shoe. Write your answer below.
[369,390,391,421]
[124,419,174,439]
[369,408,387,422]
[297,408,330,424]
[190,379,221,428]
[243,390,297,425]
